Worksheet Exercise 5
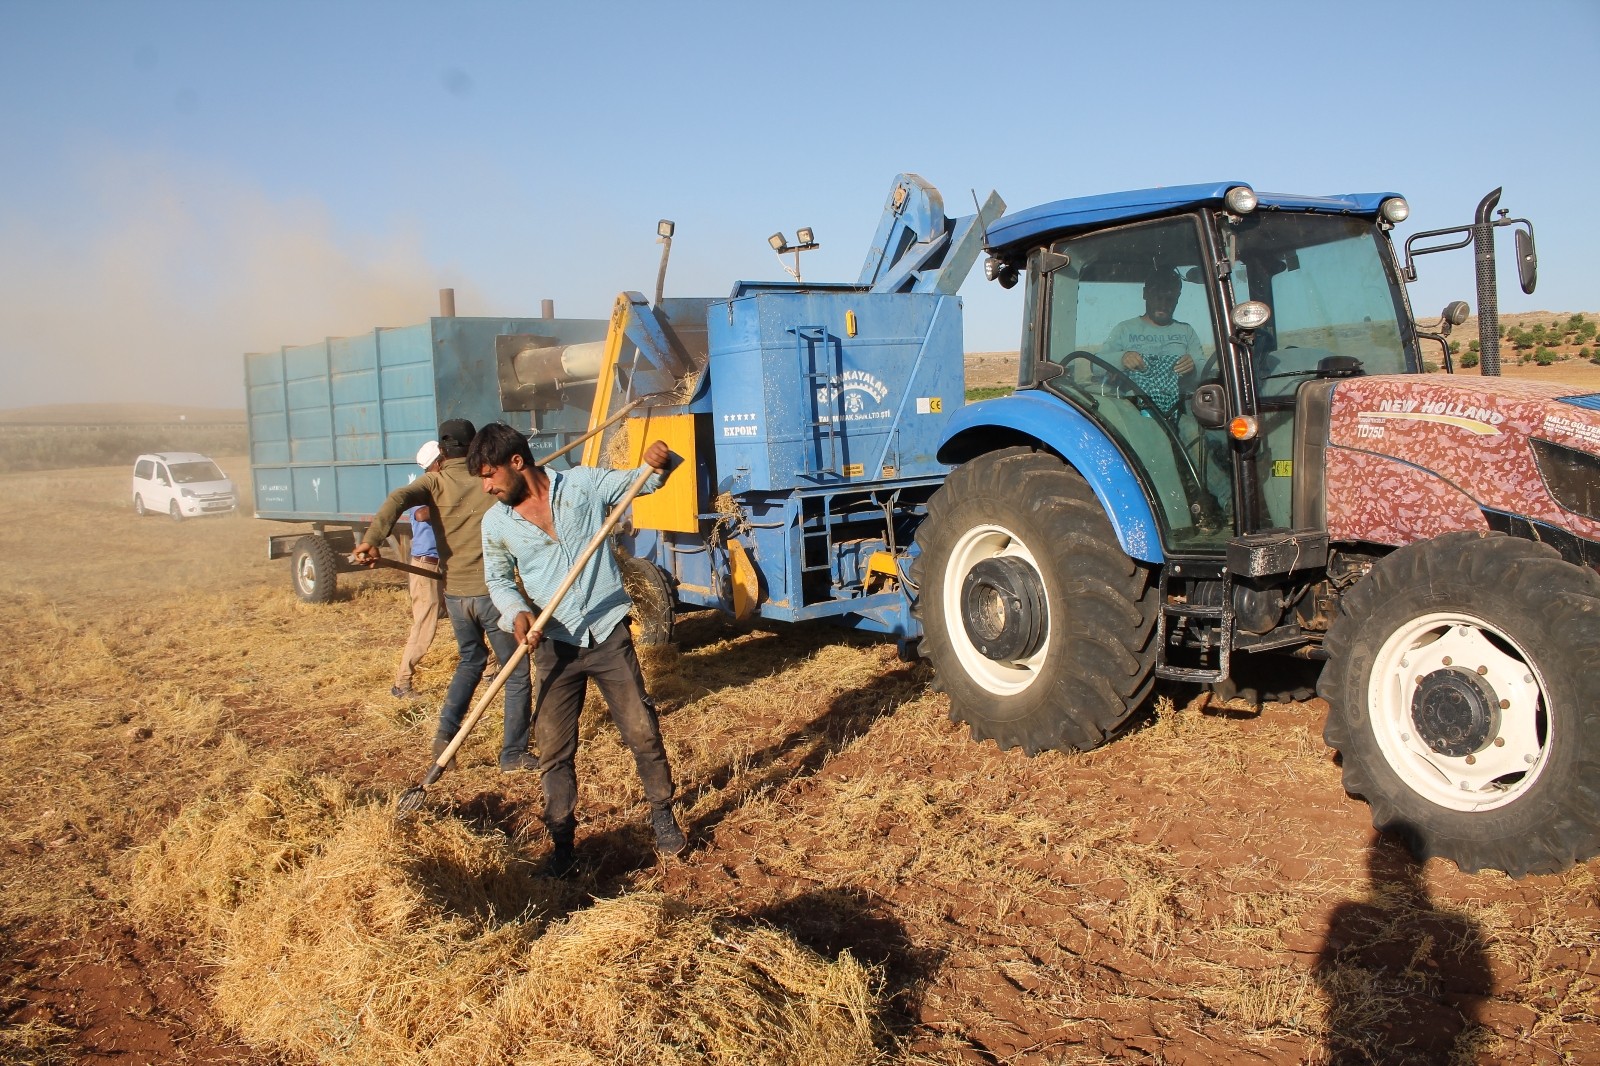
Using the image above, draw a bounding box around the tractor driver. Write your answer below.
[1100,268,1204,421]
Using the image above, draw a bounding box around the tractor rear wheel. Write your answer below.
[1320,531,1600,877]
[913,449,1158,754]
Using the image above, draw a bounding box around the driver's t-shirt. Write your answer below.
[1098,317,1204,416]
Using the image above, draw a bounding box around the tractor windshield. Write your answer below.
[1226,213,1415,402]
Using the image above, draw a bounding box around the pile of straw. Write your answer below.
[133,769,893,1066]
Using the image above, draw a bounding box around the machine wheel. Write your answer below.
[169,500,183,522]
[290,534,340,604]
[913,449,1159,754]
[1320,532,1600,877]
[620,553,674,646]
[133,494,146,517]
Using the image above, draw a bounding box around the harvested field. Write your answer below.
[2,447,1597,1065]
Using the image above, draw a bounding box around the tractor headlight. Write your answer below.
[984,255,1019,289]
[1232,301,1272,330]
[1380,197,1410,223]
[1225,186,1258,215]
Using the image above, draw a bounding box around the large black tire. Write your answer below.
[290,534,339,604]
[1320,531,1600,877]
[913,449,1159,754]
[620,553,674,646]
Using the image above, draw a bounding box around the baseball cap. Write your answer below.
[415,440,441,471]
[437,418,476,457]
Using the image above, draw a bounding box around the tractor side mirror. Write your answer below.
[1515,229,1538,294]
[1190,383,1228,429]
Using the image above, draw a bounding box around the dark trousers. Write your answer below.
[534,619,674,838]
[440,594,533,760]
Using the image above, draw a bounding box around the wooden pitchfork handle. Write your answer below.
[364,556,444,580]
[399,460,666,803]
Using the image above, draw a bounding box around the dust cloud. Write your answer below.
[0,152,480,411]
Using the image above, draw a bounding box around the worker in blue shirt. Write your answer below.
[468,421,683,876]
[391,441,444,699]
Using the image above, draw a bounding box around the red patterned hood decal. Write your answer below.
[1323,376,1600,547]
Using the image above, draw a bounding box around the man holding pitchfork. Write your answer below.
[468,421,684,877]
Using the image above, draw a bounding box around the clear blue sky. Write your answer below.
[2,0,1595,409]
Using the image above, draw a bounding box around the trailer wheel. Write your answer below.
[914,449,1158,754]
[1320,532,1600,877]
[290,534,339,604]
[620,553,674,646]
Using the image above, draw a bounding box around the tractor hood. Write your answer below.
[1322,375,1600,559]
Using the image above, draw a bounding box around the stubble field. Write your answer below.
[1,424,1597,1064]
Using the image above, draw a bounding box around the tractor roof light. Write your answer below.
[1225,186,1258,215]
[1380,197,1410,224]
[1232,300,1272,330]
[984,255,1019,289]
[1229,415,1259,441]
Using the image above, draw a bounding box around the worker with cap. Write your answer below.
[390,440,444,700]
[354,418,535,772]
[1099,267,1204,421]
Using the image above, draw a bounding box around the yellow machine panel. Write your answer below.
[615,411,699,533]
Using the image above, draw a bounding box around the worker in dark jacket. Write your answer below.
[354,418,535,772]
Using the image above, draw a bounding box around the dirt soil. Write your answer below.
[2,433,1597,1064]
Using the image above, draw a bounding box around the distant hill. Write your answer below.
[0,403,245,425]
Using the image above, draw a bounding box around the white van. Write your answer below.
[131,452,238,519]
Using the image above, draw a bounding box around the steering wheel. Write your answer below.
[1060,350,1183,435]
[1056,351,1224,532]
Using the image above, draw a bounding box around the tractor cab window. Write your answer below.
[1039,215,1232,552]
[1226,213,1414,403]
[1225,213,1415,528]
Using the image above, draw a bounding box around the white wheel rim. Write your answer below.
[296,554,318,594]
[1367,610,1548,812]
[941,522,1050,696]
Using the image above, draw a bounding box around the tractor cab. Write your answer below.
[994,182,1419,556]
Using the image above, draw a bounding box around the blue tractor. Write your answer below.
[913,181,1600,878]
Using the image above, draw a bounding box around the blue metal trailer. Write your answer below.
[245,309,608,600]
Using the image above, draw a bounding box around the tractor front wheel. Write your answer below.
[913,449,1158,754]
[1320,531,1600,877]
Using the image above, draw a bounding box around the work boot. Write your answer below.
[499,751,539,774]
[651,805,687,857]
[542,832,577,879]
[430,736,457,770]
